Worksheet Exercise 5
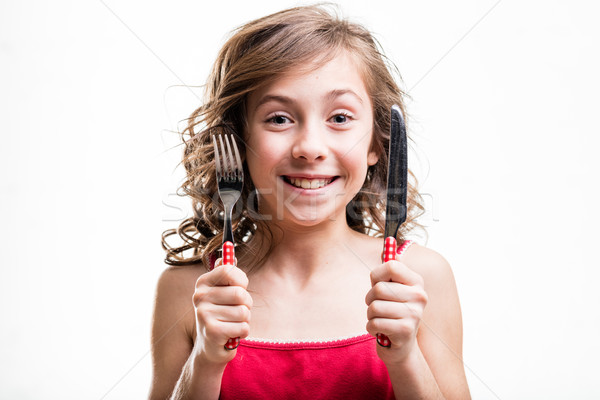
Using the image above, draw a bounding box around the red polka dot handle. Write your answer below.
[224,337,240,350]
[222,241,240,350]
[223,241,235,267]
[377,236,397,348]
[383,236,397,264]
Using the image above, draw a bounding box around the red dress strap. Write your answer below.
[396,239,413,256]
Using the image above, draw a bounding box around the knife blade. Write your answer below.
[377,104,408,348]
[384,104,407,241]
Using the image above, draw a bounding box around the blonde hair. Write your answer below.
[162,4,425,268]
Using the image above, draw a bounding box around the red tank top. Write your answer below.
[220,334,394,399]
[217,240,413,399]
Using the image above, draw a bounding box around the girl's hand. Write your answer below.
[365,254,428,366]
[192,258,252,365]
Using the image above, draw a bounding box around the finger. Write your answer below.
[198,286,253,308]
[370,261,423,287]
[214,256,238,268]
[366,318,415,340]
[197,264,249,288]
[365,281,402,305]
[365,281,414,305]
[198,302,251,324]
[210,304,252,323]
[366,300,410,320]
[204,320,251,343]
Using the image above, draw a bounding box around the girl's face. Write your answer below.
[245,52,379,228]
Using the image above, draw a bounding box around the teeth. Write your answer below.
[288,177,332,189]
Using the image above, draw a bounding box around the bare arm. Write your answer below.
[148,263,251,400]
[165,351,227,400]
[148,266,223,400]
[366,244,470,399]
[385,347,445,399]
[412,246,470,399]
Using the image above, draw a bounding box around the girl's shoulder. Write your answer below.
[356,235,456,285]
[401,241,449,264]
[155,263,206,311]
[153,264,206,340]
[156,264,206,295]
[401,242,458,293]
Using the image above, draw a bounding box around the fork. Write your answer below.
[213,133,244,350]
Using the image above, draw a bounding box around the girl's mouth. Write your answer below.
[281,176,339,190]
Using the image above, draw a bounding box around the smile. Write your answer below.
[281,176,338,190]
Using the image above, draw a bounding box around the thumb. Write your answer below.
[213,257,238,269]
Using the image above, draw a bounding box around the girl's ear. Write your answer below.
[367,150,379,166]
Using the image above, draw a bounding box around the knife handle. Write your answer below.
[221,241,240,351]
[377,237,397,348]
[383,236,397,264]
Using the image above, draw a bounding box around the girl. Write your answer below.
[150,5,470,400]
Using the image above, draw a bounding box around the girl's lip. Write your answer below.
[281,174,337,179]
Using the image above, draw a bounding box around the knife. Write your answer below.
[377,104,408,348]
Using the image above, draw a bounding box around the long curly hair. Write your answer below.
[162,4,425,269]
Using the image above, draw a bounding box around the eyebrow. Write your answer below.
[253,89,364,112]
[326,89,364,105]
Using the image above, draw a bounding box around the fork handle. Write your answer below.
[223,241,235,266]
[221,241,240,350]
[376,237,397,348]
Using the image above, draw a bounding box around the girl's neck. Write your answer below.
[252,218,365,284]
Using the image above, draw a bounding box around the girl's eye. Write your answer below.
[267,115,291,125]
[330,113,352,124]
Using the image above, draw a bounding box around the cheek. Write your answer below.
[245,139,283,183]
[247,142,278,167]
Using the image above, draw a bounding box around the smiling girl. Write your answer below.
[150,5,470,400]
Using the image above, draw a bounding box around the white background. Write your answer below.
[1,0,599,399]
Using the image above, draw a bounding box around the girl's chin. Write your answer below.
[278,206,347,227]
[255,181,357,226]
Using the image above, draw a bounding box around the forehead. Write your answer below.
[247,51,371,108]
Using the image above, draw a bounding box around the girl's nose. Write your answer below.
[291,122,328,162]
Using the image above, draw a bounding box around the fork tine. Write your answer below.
[230,135,243,180]
[218,134,229,179]
[212,135,222,179]
[224,135,235,181]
